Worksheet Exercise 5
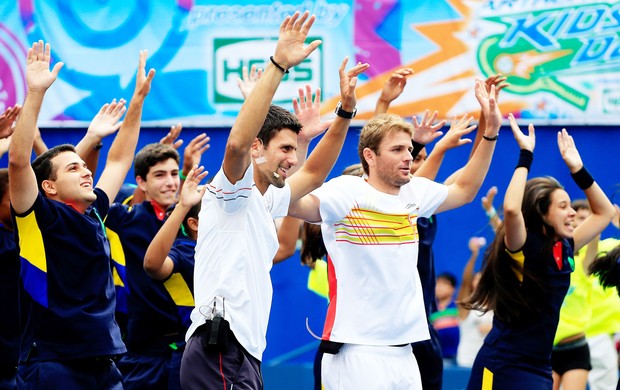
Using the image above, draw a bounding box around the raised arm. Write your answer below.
[560,129,615,251]
[9,41,63,213]
[287,57,368,202]
[503,113,535,251]
[222,11,321,184]
[144,165,208,280]
[374,68,414,115]
[273,216,303,264]
[413,113,476,181]
[481,186,502,233]
[291,85,333,176]
[435,80,502,214]
[179,132,210,180]
[96,50,154,204]
[32,126,48,156]
[75,98,126,175]
[457,237,485,320]
[469,74,508,159]
[236,64,263,100]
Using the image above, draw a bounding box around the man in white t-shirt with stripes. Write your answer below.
[289,80,504,389]
[180,11,369,390]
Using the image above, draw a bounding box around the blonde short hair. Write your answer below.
[358,114,413,175]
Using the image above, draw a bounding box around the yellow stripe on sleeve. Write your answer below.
[164,273,195,307]
[15,212,47,272]
[506,249,525,282]
[107,228,126,267]
[482,367,494,390]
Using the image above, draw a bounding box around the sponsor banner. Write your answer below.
[0,0,618,126]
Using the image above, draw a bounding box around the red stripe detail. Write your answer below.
[336,231,414,239]
[553,241,563,270]
[207,183,252,194]
[322,254,338,339]
[219,352,227,390]
[334,239,416,246]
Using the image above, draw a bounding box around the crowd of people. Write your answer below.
[1,10,619,390]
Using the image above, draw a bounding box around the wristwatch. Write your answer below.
[335,101,357,119]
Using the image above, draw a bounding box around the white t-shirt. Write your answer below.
[456,309,494,367]
[313,175,448,345]
[187,165,291,360]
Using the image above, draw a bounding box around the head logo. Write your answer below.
[477,2,620,110]
[213,37,323,104]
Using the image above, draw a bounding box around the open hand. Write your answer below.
[293,85,332,142]
[412,109,445,145]
[26,41,63,92]
[508,113,535,152]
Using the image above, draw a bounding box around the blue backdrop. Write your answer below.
[2,123,618,369]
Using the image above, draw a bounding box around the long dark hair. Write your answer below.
[300,222,327,266]
[589,244,620,296]
[466,177,564,322]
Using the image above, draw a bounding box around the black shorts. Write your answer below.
[551,339,591,375]
[180,322,263,390]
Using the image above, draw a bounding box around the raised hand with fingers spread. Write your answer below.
[375,68,414,114]
[179,165,209,207]
[237,64,263,99]
[339,57,369,113]
[484,74,509,101]
[508,113,535,153]
[412,109,446,145]
[434,114,477,152]
[557,128,583,173]
[272,11,322,72]
[475,79,502,137]
[293,85,332,143]
[26,40,64,93]
[160,123,184,149]
[87,99,127,140]
[181,133,211,178]
[0,105,21,139]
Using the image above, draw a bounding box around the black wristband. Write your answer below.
[270,56,289,74]
[516,149,533,170]
[335,101,356,119]
[482,133,499,141]
[571,166,594,190]
[411,140,425,159]
[93,142,104,151]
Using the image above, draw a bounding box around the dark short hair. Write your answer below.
[133,143,180,180]
[437,272,457,287]
[32,144,77,194]
[0,168,8,199]
[182,202,201,234]
[257,105,302,146]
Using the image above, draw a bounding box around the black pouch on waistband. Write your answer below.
[201,315,230,352]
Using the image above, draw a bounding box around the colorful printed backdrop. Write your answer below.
[1,0,618,126]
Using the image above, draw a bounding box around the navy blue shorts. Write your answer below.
[0,363,17,389]
[411,325,443,390]
[17,358,122,390]
[180,323,262,390]
[467,344,552,390]
[117,348,184,390]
